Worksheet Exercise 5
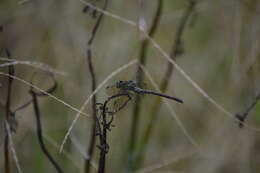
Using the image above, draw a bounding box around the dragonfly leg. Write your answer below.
[96,143,109,153]
[113,94,132,114]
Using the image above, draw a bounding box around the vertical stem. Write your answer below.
[4,49,14,173]
[84,1,109,173]
[128,0,163,171]
[85,46,98,173]
[97,107,107,173]
[97,94,127,173]
[4,135,10,173]
[29,82,63,173]
[30,90,64,173]
[135,0,196,168]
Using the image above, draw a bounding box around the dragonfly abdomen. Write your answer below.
[133,88,183,103]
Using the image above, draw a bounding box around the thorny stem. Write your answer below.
[135,0,196,169]
[128,0,163,170]
[30,86,63,173]
[236,91,260,128]
[4,49,14,173]
[84,0,109,173]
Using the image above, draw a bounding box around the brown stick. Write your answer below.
[84,1,109,173]
[4,49,14,173]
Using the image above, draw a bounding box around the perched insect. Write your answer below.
[105,80,183,112]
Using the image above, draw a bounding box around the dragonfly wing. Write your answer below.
[106,94,131,113]
[106,84,132,112]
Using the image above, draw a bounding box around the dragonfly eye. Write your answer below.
[116,81,122,88]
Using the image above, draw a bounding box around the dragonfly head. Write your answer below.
[116,80,126,89]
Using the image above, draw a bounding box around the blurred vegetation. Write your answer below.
[0,0,260,173]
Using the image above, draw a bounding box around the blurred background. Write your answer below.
[0,0,260,172]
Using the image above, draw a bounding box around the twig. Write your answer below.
[4,48,14,173]
[97,93,130,173]
[29,76,64,173]
[0,57,66,76]
[13,99,33,113]
[128,0,163,170]
[0,72,90,117]
[134,0,196,168]
[236,91,260,128]
[84,1,109,172]
[79,0,136,26]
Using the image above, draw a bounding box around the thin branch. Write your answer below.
[86,1,108,46]
[4,129,10,173]
[0,72,90,117]
[79,0,136,26]
[236,91,260,128]
[13,99,33,113]
[29,83,64,173]
[128,0,163,170]
[0,57,66,76]
[97,93,130,173]
[85,0,109,172]
[4,48,14,173]
[162,0,196,89]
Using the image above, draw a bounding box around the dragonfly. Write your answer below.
[105,80,183,113]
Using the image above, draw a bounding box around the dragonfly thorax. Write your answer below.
[116,80,137,91]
